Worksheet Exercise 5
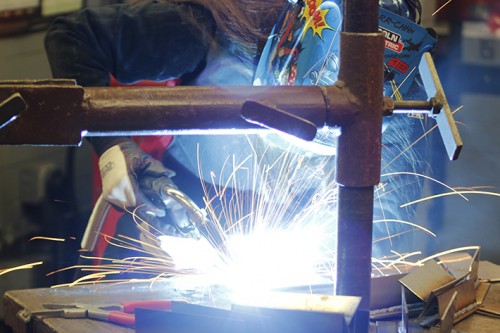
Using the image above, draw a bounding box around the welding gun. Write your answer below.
[81,173,207,253]
[138,174,206,240]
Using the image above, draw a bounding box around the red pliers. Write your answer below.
[33,299,177,327]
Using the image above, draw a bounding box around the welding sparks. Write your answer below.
[186,134,338,288]
[38,117,497,301]
[29,236,66,242]
[214,228,330,291]
[40,134,339,290]
[401,190,500,208]
[0,261,43,276]
[433,0,455,17]
[45,132,432,287]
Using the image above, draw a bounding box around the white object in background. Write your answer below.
[462,21,500,67]
[41,0,82,17]
[0,1,37,11]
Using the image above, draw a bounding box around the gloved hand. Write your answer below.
[98,139,174,217]
[139,174,203,239]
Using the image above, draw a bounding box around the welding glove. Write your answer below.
[139,174,202,239]
[98,139,174,217]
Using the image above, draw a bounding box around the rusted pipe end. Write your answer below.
[0,81,84,145]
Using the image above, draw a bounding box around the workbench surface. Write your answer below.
[3,279,499,333]
[3,279,232,333]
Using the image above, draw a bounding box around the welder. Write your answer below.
[44,0,426,261]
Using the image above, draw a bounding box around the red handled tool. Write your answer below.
[32,299,179,327]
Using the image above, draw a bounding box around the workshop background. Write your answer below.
[0,0,499,331]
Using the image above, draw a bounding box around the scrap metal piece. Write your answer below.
[469,248,480,284]
[437,278,477,324]
[475,282,491,306]
[231,305,349,333]
[439,291,457,333]
[438,252,475,280]
[399,260,456,303]
[371,272,413,311]
[418,52,463,160]
[232,292,360,326]
[400,250,484,330]
[136,303,350,333]
[477,283,500,318]
[478,261,500,282]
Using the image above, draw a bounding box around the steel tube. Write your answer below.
[83,86,327,135]
[335,0,385,332]
[335,32,384,331]
[393,100,434,111]
[336,186,374,331]
[0,83,361,145]
[343,0,379,33]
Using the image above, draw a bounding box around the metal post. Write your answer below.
[335,0,385,331]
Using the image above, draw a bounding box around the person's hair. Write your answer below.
[195,0,285,52]
[154,0,286,56]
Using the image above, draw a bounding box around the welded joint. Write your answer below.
[430,95,444,116]
[382,97,394,116]
[320,80,362,127]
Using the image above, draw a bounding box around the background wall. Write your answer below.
[0,30,94,326]
[0,6,95,330]
[411,0,500,262]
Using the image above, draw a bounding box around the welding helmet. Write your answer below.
[254,0,343,87]
[254,0,427,93]
[253,0,431,145]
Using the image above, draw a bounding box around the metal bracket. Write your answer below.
[418,52,463,160]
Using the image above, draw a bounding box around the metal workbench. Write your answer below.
[3,280,499,333]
